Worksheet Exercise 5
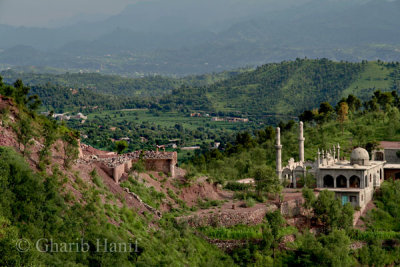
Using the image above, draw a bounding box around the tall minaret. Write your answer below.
[337,143,341,161]
[275,127,282,180]
[299,121,305,163]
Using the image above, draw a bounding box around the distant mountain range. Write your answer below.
[1,0,400,76]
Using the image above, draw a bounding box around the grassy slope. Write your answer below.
[170,60,399,118]
[342,61,394,98]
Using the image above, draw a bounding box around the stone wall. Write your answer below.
[177,205,277,227]
[143,159,174,175]
[280,198,304,217]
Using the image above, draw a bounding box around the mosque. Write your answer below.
[275,122,385,209]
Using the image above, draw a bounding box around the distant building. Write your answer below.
[53,114,70,121]
[213,142,221,149]
[372,141,400,179]
[211,117,225,122]
[190,113,202,117]
[211,117,249,123]
[71,113,88,120]
[181,146,201,151]
[227,117,249,123]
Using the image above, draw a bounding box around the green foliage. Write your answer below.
[11,113,35,156]
[60,128,79,169]
[364,180,400,231]
[312,190,354,233]
[115,140,128,154]
[200,224,297,241]
[161,59,367,116]
[197,199,223,209]
[243,197,256,208]
[121,177,165,209]
[253,166,282,198]
[39,118,59,166]
[131,160,146,173]
[90,168,104,188]
[289,230,354,267]
[225,182,251,191]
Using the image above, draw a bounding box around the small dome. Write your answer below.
[350,148,370,165]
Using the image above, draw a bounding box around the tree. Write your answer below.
[13,79,31,106]
[318,102,334,122]
[346,94,361,112]
[302,187,316,227]
[337,102,349,135]
[12,114,34,156]
[265,210,285,260]
[61,130,79,169]
[312,190,354,233]
[252,166,282,199]
[313,190,340,232]
[299,110,315,123]
[39,119,58,167]
[115,140,128,154]
[294,229,354,266]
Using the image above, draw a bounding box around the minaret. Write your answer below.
[317,148,321,167]
[337,143,341,161]
[275,127,282,180]
[299,121,305,162]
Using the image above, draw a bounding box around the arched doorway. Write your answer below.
[323,175,334,188]
[282,168,292,188]
[349,176,360,188]
[375,152,384,161]
[336,175,347,188]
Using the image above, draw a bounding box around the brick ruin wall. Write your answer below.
[94,152,178,183]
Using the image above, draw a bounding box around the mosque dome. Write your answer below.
[350,147,370,165]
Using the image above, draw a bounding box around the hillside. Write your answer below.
[161,60,400,116]
[0,76,238,266]
[4,59,400,119]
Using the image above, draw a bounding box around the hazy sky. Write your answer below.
[0,0,144,27]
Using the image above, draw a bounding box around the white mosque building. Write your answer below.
[275,122,385,209]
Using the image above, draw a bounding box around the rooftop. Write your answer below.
[319,160,385,170]
[379,141,400,149]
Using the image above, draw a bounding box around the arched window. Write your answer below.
[380,169,383,180]
[365,175,368,187]
[370,174,372,183]
[323,175,334,188]
[336,175,347,188]
[349,176,360,188]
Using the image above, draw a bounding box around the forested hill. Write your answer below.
[160,59,400,116]
[0,69,241,97]
[3,60,400,117]
[0,71,182,97]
